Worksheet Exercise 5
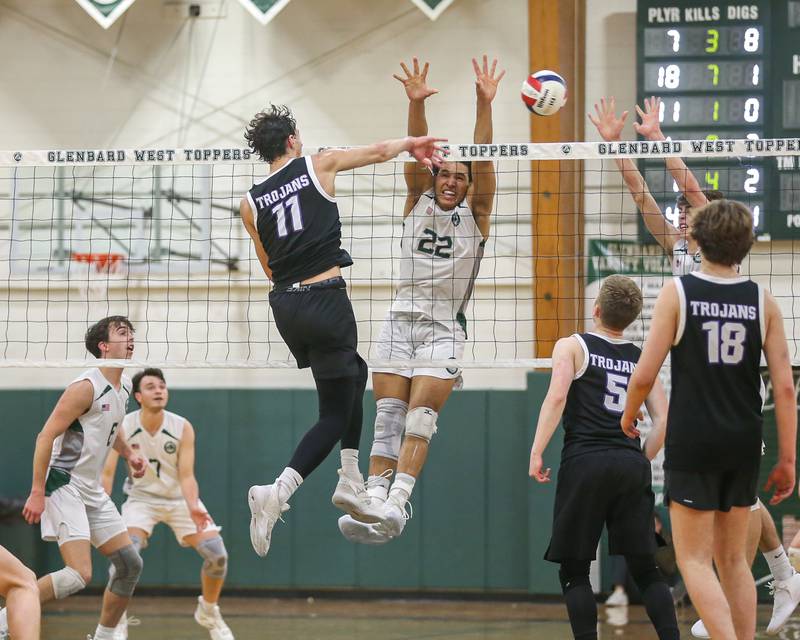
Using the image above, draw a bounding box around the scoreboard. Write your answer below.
[637,1,800,239]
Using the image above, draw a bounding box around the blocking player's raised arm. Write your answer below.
[393,57,437,215]
[622,281,679,433]
[588,97,679,251]
[470,55,504,239]
[762,290,798,504]
[529,337,581,482]
[634,96,707,211]
[240,197,273,281]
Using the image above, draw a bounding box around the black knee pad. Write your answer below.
[625,554,666,592]
[558,560,592,593]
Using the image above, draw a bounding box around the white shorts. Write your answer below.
[121,497,221,546]
[373,311,466,380]
[41,485,127,548]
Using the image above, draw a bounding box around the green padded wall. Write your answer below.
[0,373,559,594]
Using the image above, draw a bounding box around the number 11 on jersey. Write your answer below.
[272,194,304,238]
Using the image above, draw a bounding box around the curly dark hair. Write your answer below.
[132,367,166,396]
[691,199,754,266]
[84,316,134,358]
[244,104,297,163]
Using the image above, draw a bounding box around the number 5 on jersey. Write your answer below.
[604,372,629,413]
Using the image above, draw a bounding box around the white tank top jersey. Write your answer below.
[671,238,701,276]
[122,410,185,501]
[390,189,485,324]
[46,369,132,508]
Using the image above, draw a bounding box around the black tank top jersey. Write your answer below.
[246,156,352,286]
[666,272,765,472]
[561,333,644,462]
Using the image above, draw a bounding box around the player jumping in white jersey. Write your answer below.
[588,96,725,276]
[338,56,503,544]
[103,368,233,640]
[0,316,146,640]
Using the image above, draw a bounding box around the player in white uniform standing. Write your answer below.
[102,368,233,640]
[338,56,502,544]
[591,97,800,637]
[0,316,146,640]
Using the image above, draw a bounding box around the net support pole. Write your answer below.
[55,166,67,265]
[529,0,586,358]
[151,165,162,262]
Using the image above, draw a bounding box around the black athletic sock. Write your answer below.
[339,356,367,451]
[626,554,679,640]
[559,561,598,640]
[287,374,358,478]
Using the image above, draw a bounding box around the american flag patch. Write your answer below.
[131,443,140,450]
[101,403,111,411]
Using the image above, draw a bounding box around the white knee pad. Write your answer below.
[197,536,228,580]
[51,566,86,599]
[370,397,408,461]
[405,406,438,443]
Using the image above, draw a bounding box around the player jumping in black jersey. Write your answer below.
[530,274,679,640]
[623,199,797,640]
[240,104,444,558]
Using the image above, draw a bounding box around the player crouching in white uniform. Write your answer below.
[339,56,502,544]
[0,316,146,640]
[102,368,233,640]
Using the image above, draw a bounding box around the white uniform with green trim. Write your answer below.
[119,409,221,544]
[374,190,484,379]
[122,410,185,501]
[41,368,131,546]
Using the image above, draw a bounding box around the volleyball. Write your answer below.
[521,70,567,116]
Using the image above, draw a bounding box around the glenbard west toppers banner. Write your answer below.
[235,0,457,24]
[74,0,136,29]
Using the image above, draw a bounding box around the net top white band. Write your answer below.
[1,137,799,166]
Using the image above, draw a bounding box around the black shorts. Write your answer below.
[269,276,361,380]
[545,449,656,563]
[664,465,759,512]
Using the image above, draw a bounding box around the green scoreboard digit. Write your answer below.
[637,1,800,239]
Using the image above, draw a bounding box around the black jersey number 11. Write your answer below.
[272,194,304,238]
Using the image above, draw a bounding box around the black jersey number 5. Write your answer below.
[272,194,304,238]
[604,373,628,414]
[417,228,453,258]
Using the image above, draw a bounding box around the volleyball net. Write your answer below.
[0,139,798,369]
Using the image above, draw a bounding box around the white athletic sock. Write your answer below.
[366,474,390,501]
[275,467,303,505]
[764,546,795,582]
[93,624,116,640]
[389,472,416,504]
[199,595,217,611]
[340,448,361,479]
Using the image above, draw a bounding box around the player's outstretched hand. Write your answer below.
[190,505,213,532]
[473,54,505,103]
[633,96,663,140]
[587,97,628,143]
[529,451,551,483]
[22,491,44,525]
[764,461,796,505]
[393,57,438,102]
[409,136,447,169]
[128,453,147,479]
